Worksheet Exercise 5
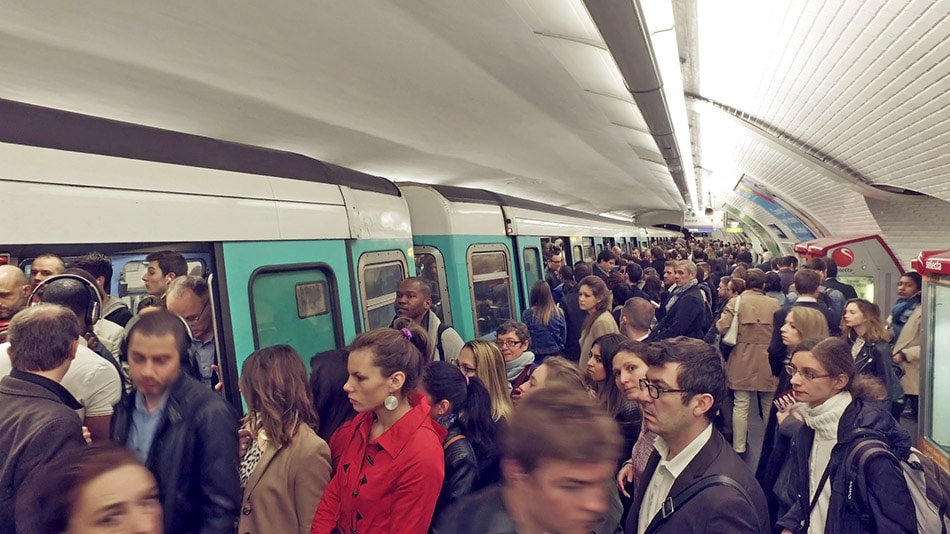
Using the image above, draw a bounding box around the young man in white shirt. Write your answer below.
[629,336,770,533]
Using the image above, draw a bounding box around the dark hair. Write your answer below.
[136,295,165,313]
[641,276,663,303]
[807,337,886,401]
[309,349,356,441]
[597,250,618,264]
[349,317,428,393]
[16,443,152,534]
[505,386,620,473]
[145,250,188,278]
[422,361,498,467]
[621,297,654,332]
[240,345,319,448]
[764,271,782,293]
[824,257,839,277]
[573,262,593,282]
[127,310,192,368]
[590,333,627,417]
[736,251,753,264]
[806,257,827,273]
[626,262,643,283]
[37,272,98,328]
[900,271,922,293]
[8,304,80,372]
[399,277,432,299]
[744,268,767,291]
[68,252,114,293]
[794,269,821,295]
[557,264,573,282]
[643,337,726,422]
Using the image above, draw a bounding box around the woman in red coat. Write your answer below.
[311,319,446,534]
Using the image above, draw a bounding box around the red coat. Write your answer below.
[311,396,446,534]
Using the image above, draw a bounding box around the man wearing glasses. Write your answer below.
[165,276,217,388]
[628,337,769,534]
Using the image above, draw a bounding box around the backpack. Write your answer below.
[845,431,950,533]
[435,322,449,362]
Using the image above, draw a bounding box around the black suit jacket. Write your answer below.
[627,429,770,534]
[648,286,706,341]
[822,277,859,300]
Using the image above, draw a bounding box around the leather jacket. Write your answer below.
[112,374,241,534]
[435,422,478,520]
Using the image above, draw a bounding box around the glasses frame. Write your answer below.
[638,378,693,400]
[183,299,209,324]
[784,364,832,382]
[495,339,526,348]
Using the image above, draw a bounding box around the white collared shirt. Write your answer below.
[637,423,714,534]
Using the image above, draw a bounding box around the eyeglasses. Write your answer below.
[784,364,831,382]
[638,378,693,400]
[183,300,209,324]
[495,339,525,348]
[455,360,476,375]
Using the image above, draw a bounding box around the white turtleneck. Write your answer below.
[800,390,853,533]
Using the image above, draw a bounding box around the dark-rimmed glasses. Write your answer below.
[784,364,831,382]
[638,378,693,399]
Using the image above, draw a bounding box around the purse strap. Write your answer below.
[443,434,467,450]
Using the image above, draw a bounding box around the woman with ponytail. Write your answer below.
[421,361,501,517]
[311,318,446,534]
[776,337,915,534]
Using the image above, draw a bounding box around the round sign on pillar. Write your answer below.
[832,247,855,268]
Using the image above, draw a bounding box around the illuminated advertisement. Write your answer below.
[734,177,821,241]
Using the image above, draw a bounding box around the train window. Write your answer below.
[572,245,583,264]
[414,246,453,326]
[838,276,874,302]
[358,251,408,330]
[927,283,950,452]
[467,244,514,337]
[523,247,541,289]
[118,258,206,307]
[249,264,340,363]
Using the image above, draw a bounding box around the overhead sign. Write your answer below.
[726,227,744,233]
[684,210,725,229]
[734,177,820,241]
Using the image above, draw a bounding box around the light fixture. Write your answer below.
[704,192,714,215]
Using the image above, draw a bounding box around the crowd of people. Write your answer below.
[0,240,928,533]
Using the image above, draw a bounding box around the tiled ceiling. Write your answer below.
[679,0,950,238]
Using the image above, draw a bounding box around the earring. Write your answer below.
[384,394,399,411]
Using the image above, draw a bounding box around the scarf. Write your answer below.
[665,278,698,312]
[506,351,535,382]
[802,390,853,441]
[890,294,920,341]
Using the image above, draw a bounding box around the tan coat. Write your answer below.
[238,425,332,534]
[579,311,620,368]
[716,289,780,392]
[893,304,922,395]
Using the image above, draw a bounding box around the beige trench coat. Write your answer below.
[716,289,780,392]
[892,304,922,395]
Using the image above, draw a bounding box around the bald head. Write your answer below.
[0,265,31,320]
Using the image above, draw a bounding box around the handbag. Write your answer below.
[722,296,740,346]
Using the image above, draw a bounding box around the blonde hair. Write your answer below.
[539,357,590,394]
[464,339,513,421]
[786,307,829,345]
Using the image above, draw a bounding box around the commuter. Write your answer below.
[820,256,858,300]
[28,252,65,288]
[715,269,780,455]
[767,269,839,375]
[764,271,787,306]
[651,246,666,275]
[455,339,514,423]
[112,311,241,534]
[804,258,846,328]
[136,295,165,315]
[560,261,592,361]
[776,337,915,533]
[889,272,922,418]
[544,247,564,290]
[433,386,622,534]
[515,355,589,400]
[495,321,535,399]
[586,334,641,468]
[164,275,217,388]
[628,337,770,534]
[421,361,501,517]
[648,260,709,341]
[620,296,654,341]
[392,277,464,362]
[551,263,573,304]
[311,321,445,534]
[640,274,664,307]
[776,256,797,294]
[141,250,188,298]
[757,316,828,527]
[308,349,356,446]
[237,345,331,534]
[70,251,134,326]
[521,280,566,362]
[613,340,656,496]
[592,249,618,283]
[61,268,126,362]
[0,265,30,343]
[0,305,86,533]
[577,275,619,368]
[15,443,162,534]
[842,299,904,416]
[8,275,124,442]
[661,261,677,295]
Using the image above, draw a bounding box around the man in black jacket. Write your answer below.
[560,262,593,361]
[0,304,85,533]
[112,311,240,534]
[649,260,709,341]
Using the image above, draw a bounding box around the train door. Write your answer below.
[414,245,453,327]
[467,243,516,338]
[512,236,543,313]
[353,248,411,331]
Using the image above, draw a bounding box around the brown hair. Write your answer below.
[240,345,319,448]
[8,304,80,372]
[538,357,589,393]
[528,280,558,326]
[807,337,886,401]
[349,317,428,393]
[496,320,531,345]
[579,275,613,333]
[784,307,829,347]
[505,385,620,473]
[841,298,889,343]
[728,277,746,295]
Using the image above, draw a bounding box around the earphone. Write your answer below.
[30,273,102,327]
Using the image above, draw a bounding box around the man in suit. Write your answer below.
[821,256,859,300]
[627,337,769,534]
[648,260,708,341]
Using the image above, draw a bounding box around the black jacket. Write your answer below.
[776,398,915,533]
[435,423,478,521]
[648,285,707,341]
[112,374,241,534]
[560,285,585,361]
[853,338,903,410]
[433,485,517,534]
[822,278,858,300]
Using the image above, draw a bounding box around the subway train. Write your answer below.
[0,98,681,405]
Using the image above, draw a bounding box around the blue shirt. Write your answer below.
[128,390,170,463]
[192,338,216,387]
